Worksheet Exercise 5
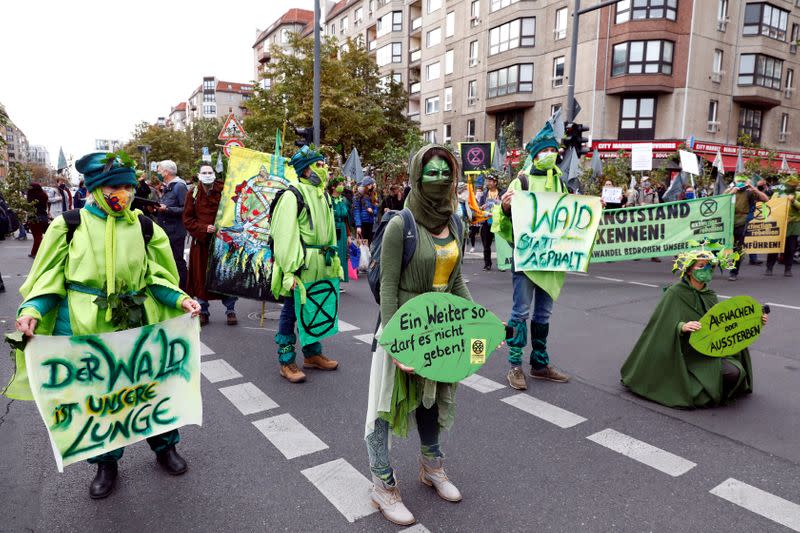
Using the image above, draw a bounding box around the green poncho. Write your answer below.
[621,280,753,408]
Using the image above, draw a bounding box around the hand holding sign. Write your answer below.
[689,296,765,357]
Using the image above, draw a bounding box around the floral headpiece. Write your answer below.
[672,240,739,277]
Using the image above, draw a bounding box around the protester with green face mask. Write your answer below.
[621,246,767,408]
[765,176,799,277]
[328,177,352,283]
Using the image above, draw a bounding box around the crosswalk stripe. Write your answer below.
[401,525,432,533]
[218,382,278,415]
[199,341,215,356]
[501,393,587,428]
[460,373,505,393]
[710,478,800,531]
[301,458,377,523]
[252,413,329,459]
[354,333,374,344]
[338,320,360,332]
[587,429,696,477]
[200,359,243,383]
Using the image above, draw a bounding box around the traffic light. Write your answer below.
[294,127,314,148]
[564,122,591,158]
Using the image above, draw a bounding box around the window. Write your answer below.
[203,105,216,116]
[469,41,479,66]
[445,50,454,75]
[619,96,656,139]
[467,80,478,106]
[718,0,728,21]
[203,79,215,90]
[490,0,518,12]
[446,11,455,37]
[281,29,291,43]
[791,23,799,53]
[379,73,403,90]
[487,64,533,98]
[466,119,476,140]
[443,124,452,145]
[743,3,788,41]
[615,0,678,23]
[551,103,562,116]
[738,107,762,143]
[428,0,442,14]
[425,96,440,114]
[708,100,719,124]
[489,18,535,55]
[377,11,402,37]
[780,113,789,139]
[738,53,782,89]
[427,27,442,47]
[612,40,674,76]
[328,23,336,36]
[355,7,363,24]
[554,7,568,40]
[471,0,480,26]
[377,43,402,66]
[426,61,441,81]
[340,17,349,33]
[787,68,794,94]
[424,130,437,143]
[713,49,723,73]
[203,93,215,102]
[552,56,565,87]
[444,87,453,110]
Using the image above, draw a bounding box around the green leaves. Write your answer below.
[94,285,148,330]
[4,330,27,352]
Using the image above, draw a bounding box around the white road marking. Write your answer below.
[766,301,800,311]
[354,333,374,344]
[218,382,278,415]
[199,341,215,356]
[710,478,800,532]
[200,359,243,383]
[628,281,658,288]
[586,429,696,477]
[566,271,588,276]
[401,525,432,533]
[252,413,328,459]
[500,393,587,428]
[338,320,360,332]
[460,373,505,393]
[301,458,377,523]
[595,276,624,282]
[718,294,732,299]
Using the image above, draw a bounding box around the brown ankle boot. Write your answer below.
[280,363,306,383]
[303,354,339,370]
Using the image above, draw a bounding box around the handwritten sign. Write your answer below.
[25,314,202,471]
[511,191,602,272]
[601,186,623,204]
[744,197,790,254]
[630,143,653,171]
[379,293,505,383]
[690,296,763,357]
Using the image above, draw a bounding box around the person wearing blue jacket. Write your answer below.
[354,177,378,243]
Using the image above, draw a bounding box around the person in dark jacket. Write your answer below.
[155,159,189,289]
[379,184,404,220]
[354,177,378,243]
[26,183,50,258]
[477,174,503,270]
[73,180,88,209]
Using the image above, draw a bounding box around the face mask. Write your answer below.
[422,156,452,184]
[104,189,132,212]
[736,181,747,190]
[534,151,558,171]
[156,173,165,183]
[685,192,695,200]
[691,266,713,284]
[335,185,344,193]
[198,172,216,185]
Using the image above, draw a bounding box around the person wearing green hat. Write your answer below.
[492,121,571,391]
[724,175,769,281]
[270,145,342,383]
[766,176,799,277]
[10,151,201,499]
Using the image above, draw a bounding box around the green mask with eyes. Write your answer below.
[422,156,452,183]
[691,266,713,284]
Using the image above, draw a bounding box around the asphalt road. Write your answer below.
[2,237,800,532]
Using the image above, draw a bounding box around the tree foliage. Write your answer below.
[1,163,36,220]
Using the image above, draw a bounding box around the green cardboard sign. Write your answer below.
[495,236,513,271]
[294,278,339,346]
[379,293,505,383]
[689,295,763,357]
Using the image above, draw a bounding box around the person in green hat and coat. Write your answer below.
[270,145,343,383]
[10,151,201,499]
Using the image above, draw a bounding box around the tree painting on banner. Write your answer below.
[24,314,202,471]
[207,146,297,300]
[511,191,602,272]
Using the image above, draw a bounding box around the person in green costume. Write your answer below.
[365,145,468,526]
[9,151,201,499]
[271,145,343,384]
[765,176,799,277]
[492,121,570,390]
[327,176,351,284]
[621,247,767,408]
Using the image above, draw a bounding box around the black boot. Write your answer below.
[156,446,187,475]
[89,461,118,499]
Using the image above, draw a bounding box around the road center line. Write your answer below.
[301,458,377,523]
[353,333,374,344]
[500,393,587,428]
[587,429,696,477]
[710,478,800,531]
[628,281,658,288]
[252,413,329,459]
[218,382,279,415]
[766,302,800,311]
[200,359,243,383]
[460,374,506,393]
[595,276,624,282]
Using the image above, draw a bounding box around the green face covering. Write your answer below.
[534,151,558,171]
[422,156,452,183]
[335,185,344,193]
[406,147,459,232]
[156,173,165,182]
[691,265,713,284]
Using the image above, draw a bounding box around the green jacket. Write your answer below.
[620,280,753,408]
[491,168,567,301]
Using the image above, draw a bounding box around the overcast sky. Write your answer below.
[3,0,314,168]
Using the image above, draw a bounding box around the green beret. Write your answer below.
[290,146,324,175]
[525,121,560,158]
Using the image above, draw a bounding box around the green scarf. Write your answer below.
[405,145,461,232]
[90,189,137,320]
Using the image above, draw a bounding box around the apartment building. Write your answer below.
[252,8,315,88]
[185,77,254,127]
[28,145,50,168]
[169,102,188,131]
[5,120,29,167]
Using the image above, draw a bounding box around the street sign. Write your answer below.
[223,138,244,157]
[218,114,247,141]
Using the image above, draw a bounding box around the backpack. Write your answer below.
[62,209,154,245]
[367,208,464,304]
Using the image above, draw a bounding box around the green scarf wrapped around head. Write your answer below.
[405,144,461,233]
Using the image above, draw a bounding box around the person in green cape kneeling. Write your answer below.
[365,145,468,526]
[10,151,201,499]
[621,246,767,408]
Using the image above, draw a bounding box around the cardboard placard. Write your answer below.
[689,296,764,357]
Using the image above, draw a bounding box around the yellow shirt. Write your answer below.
[432,236,459,290]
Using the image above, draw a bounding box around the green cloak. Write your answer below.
[620,280,753,408]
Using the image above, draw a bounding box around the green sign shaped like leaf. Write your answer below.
[690,295,764,357]
[379,293,505,383]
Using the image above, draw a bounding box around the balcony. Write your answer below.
[410,17,422,35]
[257,49,271,63]
[409,49,421,64]
[409,82,421,97]
[368,40,378,51]
[732,85,781,109]
[606,73,676,95]
[408,112,420,122]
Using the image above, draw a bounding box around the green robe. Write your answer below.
[620,280,753,408]
[269,181,343,300]
[332,196,350,282]
[491,168,567,300]
[5,208,186,400]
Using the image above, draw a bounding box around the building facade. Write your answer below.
[185,77,254,126]
[168,102,187,130]
[27,145,50,168]
[253,9,315,88]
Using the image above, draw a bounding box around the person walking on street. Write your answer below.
[379,184,404,221]
[183,164,238,326]
[766,176,800,277]
[73,180,88,209]
[726,175,769,281]
[477,173,502,271]
[155,160,189,290]
[25,183,49,258]
[329,177,352,284]
[354,177,377,243]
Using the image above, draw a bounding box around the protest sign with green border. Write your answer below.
[295,277,340,346]
[379,293,505,383]
[743,197,790,254]
[591,195,735,263]
[25,314,202,471]
[689,295,764,357]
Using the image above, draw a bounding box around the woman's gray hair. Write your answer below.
[158,160,178,176]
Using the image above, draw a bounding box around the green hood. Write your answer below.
[406,144,461,232]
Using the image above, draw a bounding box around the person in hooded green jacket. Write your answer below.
[270,146,343,383]
[621,247,767,408]
[10,151,201,499]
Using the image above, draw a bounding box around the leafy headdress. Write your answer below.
[672,240,739,277]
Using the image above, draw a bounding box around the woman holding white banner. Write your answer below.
[11,151,201,499]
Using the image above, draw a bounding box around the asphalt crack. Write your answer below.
[0,399,15,429]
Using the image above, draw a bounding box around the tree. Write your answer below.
[368,130,424,188]
[123,122,194,179]
[0,163,36,222]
